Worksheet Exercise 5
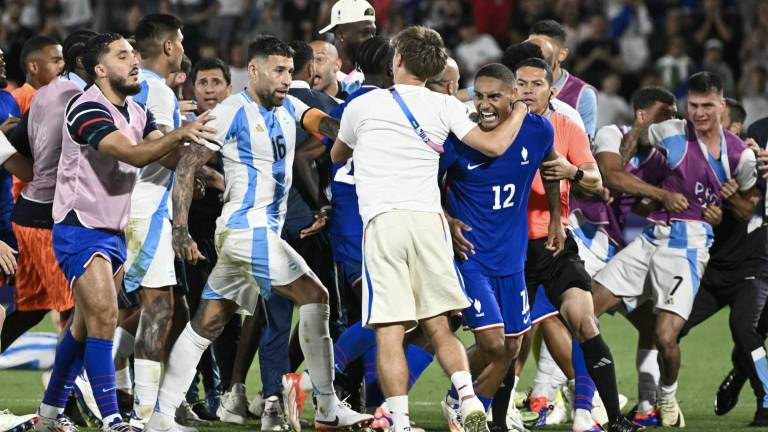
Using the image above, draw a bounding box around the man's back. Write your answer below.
[338,84,475,225]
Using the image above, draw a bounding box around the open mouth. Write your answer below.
[479,110,498,122]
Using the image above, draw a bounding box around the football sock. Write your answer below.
[660,381,678,401]
[532,342,560,400]
[115,366,132,393]
[299,304,336,411]
[333,320,375,373]
[572,340,596,411]
[386,395,410,432]
[581,334,620,422]
[133,359,162,413]
[750,347,768,408]
[451,371,476,402]
[491,364,516,428]
[157,323,211,416]
[112,327,134,360]
[637,349,660,413]
[84,337,121,426]
[40,329,85,418]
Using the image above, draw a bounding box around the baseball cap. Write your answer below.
[318,0,375,34]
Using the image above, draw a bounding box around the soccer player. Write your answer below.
[528,20,597,139]
[11,35,64,114]
[331,25,530,432]
[144,36,373,432]
[33,32,215,432]
[678,119,768,428]
[126,15,212,427]
[309,40,343,100]
[318,0,377,95]
[1,30,96,351]
[439,62,561,432]
[592,71,758,427]
[509,58,644,432]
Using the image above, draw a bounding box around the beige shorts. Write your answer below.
[361,210,470,330]
[123,217,177,293]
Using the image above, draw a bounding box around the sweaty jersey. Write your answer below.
[204,90,311,234]
[131,68,181,220]
[441,114,555,275]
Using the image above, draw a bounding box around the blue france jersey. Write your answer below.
[441,114,554,275]
[323,85,378,263]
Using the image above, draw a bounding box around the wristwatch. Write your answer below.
[572,168,584,183]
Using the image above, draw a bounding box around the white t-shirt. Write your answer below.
[0,132,17,166]
[594,124,628,155]
[338,84,477,225]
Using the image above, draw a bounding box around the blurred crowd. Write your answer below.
[1,0,767,127]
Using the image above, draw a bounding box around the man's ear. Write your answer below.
[558,47,570,63]
[164,39,173,57]
[27,61,39,76]
[636,109,646,124]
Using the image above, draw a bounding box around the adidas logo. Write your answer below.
[593,357,612,368]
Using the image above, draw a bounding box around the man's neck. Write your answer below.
[552,67,563,86]
[25,75,41,89]
[341,58,355,74]
[96,81,127,106]
[534,104,550,117]
[698,126,722,151]
[324,80,339,98]
[363,75,387,89]
[394,74,425,87]
[247,83,273,110]
[141,58,171,79]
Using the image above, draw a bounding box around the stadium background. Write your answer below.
[0,0,765,430]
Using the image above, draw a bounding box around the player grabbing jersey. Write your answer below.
[144,36,372,432]
[439,63,561,432]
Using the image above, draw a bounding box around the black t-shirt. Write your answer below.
[703,119,768,286]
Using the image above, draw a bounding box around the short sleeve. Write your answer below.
[66,101,119,150]
[734,148,757,191]
[202,103,236,152]
[593,125,623,155]
[444,95,476,140]
[286,95,310,123]
[558,115,594,167]
[338,98,359,149]
[8,111,31,157]
[0,132,18,166]
[438,134,461,180]
[143,83,178,129]
[577,86,598,139]
[143,109,158,138]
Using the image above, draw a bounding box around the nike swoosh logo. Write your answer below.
[315,416,340,426]
[467,162,486,170]
[102,387,116,393]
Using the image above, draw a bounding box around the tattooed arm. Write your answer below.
[172,143,218,264]
[301,107,340,141]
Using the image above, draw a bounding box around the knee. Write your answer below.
[88,307,118,333]
[303,283,329,305]
[654,329,678,353]
[572,314,600,342]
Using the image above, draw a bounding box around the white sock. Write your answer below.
[532,343,560,400]
[299,304,336,411]
[451,371,476,402]
[134,359,162,410]
[386,395,410,432]
[636,349,660,413]
[116,366,132,393]
[156,323,211,416]
[39,402,63,419]
[660,381,678,401]
[113,327,135,360]
[299,370,313,392]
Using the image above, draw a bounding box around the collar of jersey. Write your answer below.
[140,68,164,81]
[240,89,275,116]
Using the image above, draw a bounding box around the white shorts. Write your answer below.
[202,226,312,315]
[593,225,710,320]
[362,211,470,331]
[569,214,618,278]
[123,217,177,293]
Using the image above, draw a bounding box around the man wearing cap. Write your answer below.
[319,0,376,96]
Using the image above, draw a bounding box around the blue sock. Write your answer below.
[405,345,433,388]
[572,339,596,411]
[41,330,85,412]
[477,394,493,413]
[333,321,376,372]
[751,349,768,408]
[84,337,121,426]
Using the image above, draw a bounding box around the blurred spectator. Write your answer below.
[649,8,684,62]
[722,97,747,136]
[38,12,66,42]
[423,0,464,48]
[573,14,622,88]
[228,42,248,92]
[738,62,768,129]
[655,36,695,98]
[692,0,741,73]
[60,0,94,31]
[739,26,768,71]
[160,0,220,63]
[205,0,244,59]
[454,19,502,86]
[247,0,288,42]
[508,0,556,44]
[198,38,219,60]
[471,0,514,47]
[701,38,735,96]
[608,0,653,73]
[284,0,319,41]
[554,0,586,54]
[597,72,632,128]
[1,2,36,85]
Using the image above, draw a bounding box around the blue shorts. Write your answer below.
[530,284,559,324]
[461,271,531,337]
[52,224,127,287]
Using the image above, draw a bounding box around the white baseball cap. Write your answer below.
[318,0,375,34]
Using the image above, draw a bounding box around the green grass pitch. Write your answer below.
[0,309,758,431]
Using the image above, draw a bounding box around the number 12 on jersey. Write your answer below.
[492,184,516,210]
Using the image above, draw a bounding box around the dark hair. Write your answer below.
[630,86,676,111]
[475,63,515,84]
[725,97,747,124]
[247,35,294,62]
[514,57,554,85]
[63,30,97,76]
[687,71,724,96]
[355,35,394,76]
[501,41,545,72]
[529,20,567,45]
[191,57,231,85]
[20,35,60,73]
[391,26,447,81]
[134,13,183,59]
[289,40,314,76]
[82,33,126,78]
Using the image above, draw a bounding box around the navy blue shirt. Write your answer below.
[440,113,554,275]
[0,90,20,248]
